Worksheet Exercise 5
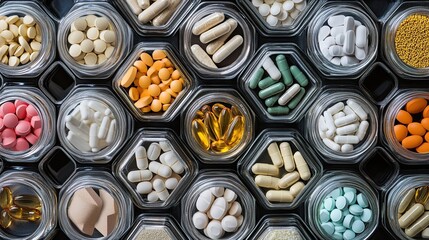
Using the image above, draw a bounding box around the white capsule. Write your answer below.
[148,161,172,178]
[289,8,300,19]
[147,191,159,202]
[197,190,214,212]
[341,144,354,153]
[207,220,225,239]
[319,116,328,132]
[280,142,295,172]
[328,15,345,27]
[318,25,331,42]
[160,151,184,174]
[210,197,228,220]
[222,215,239,232]
[321,46,333,61]
[138,0,169,24]
[89,123,99,149]
[79,101,90,120]
[344,16,355,32]
[334,113,358,127]
[333,111,346,120]
[126,0,143,15]
[136,181,152,194]
[335,33,345,45]
[193,12,225,35]
[346,99,368,121]
[147,143,162,160]
[153,179,169,200]
[331,57,341,65]
[137,0,150,9]
[278,83,300,105]
[334,135,360,144]
[343,30,355,55]
[323,111,336,136]
[262,56,281,81]
[259,4,271,17]
[67,131,91,152]
[206,19,238,55]
[193,212,209,230]
[294,151,311,181]
[267,142,284,167]
[212,35,243,64]
[326,102,344,115]
[210,187,225,198]
[127,170,153,182]
[330,26,344,37]
[336,123,359,135]
[323,138,341,151]
[343,105,354,115]
[355,25,368,48]
[105,119,116,144]
[200,20,231,44]
[97,115,110,139]
[224,189,237,202]
[320,36,336,49]
[328,45,344,57]
[341,56,359,66]
[355,46,367,60]
[356,120,369,141]
[228,201,242,216]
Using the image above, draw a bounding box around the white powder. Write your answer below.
[262,228,303,240]
[135,228,172,240]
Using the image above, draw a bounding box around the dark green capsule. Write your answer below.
[290,65,308,87]
[258,82,285,99]
[265,93,281,107]
[287,87,306,110]
[268,106,290,115]
[249,68,264,89]
[276,55,293,86]
[258,76,277,89]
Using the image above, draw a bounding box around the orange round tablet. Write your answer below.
[140,52,153,66]
[425,132,429,142]
[406,98,427,114]
[152,50,166,60]
[394,124,408,142]
[171,70,181,80]
[158,68,171,81]
[133,60,147,73]
[422,118,429,130]
[408,122,426,136]
[159,91,171,104]
[170,80,183,93]
[402,135,424,149]
[148,84,161,97]
[416,142,429,153]
[151,99,162,112]
[139,75,151,89]
[397,110,413,125]
[423,105,429,118]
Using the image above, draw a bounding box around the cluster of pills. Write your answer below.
[252,142,311,203]
[0,15,41,66]
[67,187,117,237]
[67,15,116,66]
[126,0,181,26]
[191,103,245,153]
[318,100,369,153]
[397,186,429,238]
[318,15,369,66]
[120,49,184,113]
[394,98,429,153]
[64,99,117,153]
[0,186,42,229]
[127,142,184,203]
[191,12,243,68]
[0,100,42,151]
[319,187,373,240]
[251,0,307,27]
[249,54,309,116]
[192,187,244,239]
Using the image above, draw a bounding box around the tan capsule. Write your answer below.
[206,19,237,55]
[255,175,280,189]
[278,171,300,189]
[279,142,295,172]
[251,163,279,177]
[200,20,231,44]
[290,181,305,197]
[266,190,294,203]
[192,12,225,35]
[191,44,217,68]
[399,203,424,229]
[267,142,283,168]
[293,151,311,181]
[399,188,416,214]
[212,35,243,64]
[406,212,429,237]
[138,0,169,24]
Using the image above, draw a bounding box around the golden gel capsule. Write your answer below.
[204,112,222,141]
[218,108,232,137]
[192,119,210,150]
[201,105,211,113]
[7,206,41,222]
[415,186,429,204]
[195,110,205,119]
[231,106,241,116]
[13,195,41,211]
[224,116,244,146]
[0,187,13,209]
[0,210,12,229]
[212,103,227,117]
[211,140,231,153]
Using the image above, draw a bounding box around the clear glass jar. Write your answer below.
[181,171,256,240]
[307,171,379,240]
[182,88,254,164]
[57,1,133,79]
[239,43,322,122]
[383,6,429,79]
[248,214,315,239]
[385,175,429,240]
[57,87,133,164]
[58,170,133,240]
[238,129,322,209]
[112,42,197,122]
[114,128,197,209]
[0,1,56,78]
[125,214,187,240]
[383,89,429,164]
[305,88,378,163]
[180,1,256,79]
[113,0,200,36]
[0,87,56,163]
[0,170,57,240]
[306,1,378,78]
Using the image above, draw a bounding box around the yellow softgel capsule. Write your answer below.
[211,140,231,153]
[224,115,244,146]
[218,108,232,136]
[212,103,226,117]
[0,187,12,209]
[13,195,41,210]
[204,112,221,141]
[0,210,12,229]
[7,205,41,221]
[192,119,210,150]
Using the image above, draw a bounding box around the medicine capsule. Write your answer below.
[398,188,415,214]
[251,163,279,176]
[0,210,12,229]
[127,170,153,182]
[275,55,293,86]
[265,94,281,108]
[7,205,41,221]
[258,76,277,90]
[399,203,424,228]
[249,68,264,89]
[267,142,283,168]
[191,119,210,150]
[0,186,13,209]
[13,195,41,210]
[279,142,295,172]
[231,106,241,116]
[211,140,231,153]
[290,181,305,197]
[290,65,308,87]
[294,151,311,181]
[224,116,244,146]
[204,112,221,141]
[255,175,280,189]
[266,190,294,203]
[405,212,429,237]
[268,106,290,115]
[211,103,226,117]
[287,88,305,110]
[278,171,300,189]
[192,12,225,35]
[258,82,285,99]
[218,108,232,137]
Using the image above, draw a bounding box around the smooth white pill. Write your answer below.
[97,115,110,139]
[221,215,238,232]
[323,138,341,151]
[136,181,152,194]
[278,83,300,105]
[105,119,116,144]
[343,30,355,55]
[89,123,99,149]
[192,12,225,35]
[210,197,228,220]
[336,123,359,135]
[320,36,336,49]
[344,16,355,32]
[327,102,345,115]
[271,2,282,16]
[283,1,294,11]
[334,113,358,127]
[319,116,328,132]
[262,57,281,81]
[224,189,237,202]
[295,1,306,11]
[333,112,346,120]
[229,201,242,216]
[147,191,159,202]
[127,170,153,182]
[193,212,209,229]
[340,56,359,66]
[346,99,368,121]
[252,0,263,7]
[328,15,345,27]
[197,190,214,212]
[328,45,344,57]
[344,105,354,115]
[148,161,172,178]
[267,142,283,167]
[321,47,333,61]
[318,25,331,42]
[212,35,243,64]
[331,57,341,65]
[341,144,354,153]
[259,4,271,17]
[210,187,225,198]
[335,33,345,45]
[294,151,311,181]
[138,0,169,24]
[356,120,369,141]
[334,135,359,144]
[159,141,171,152]
[323,111,336,137]
[330,26,344,37]
[147,143,161,160]
[165,177,179,190]
[355,25,368,48]
[355,46,367,60]
[207,220,224,239]
[200,20,231,44]
[266,15,279,27]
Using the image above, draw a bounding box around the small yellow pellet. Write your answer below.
[152,60,165,70]
[121,66,137,87]
[171,70,181,80]
[151,75,161,84]
[159,83,169,91]
[142,106,151,112]
[148,84,161,97]
[135,96,153,108]
[162,58,172,67]
[139,75,151,89]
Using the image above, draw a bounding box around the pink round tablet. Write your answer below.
[0,118,4,131]
[3,113,18,129]
[25,133,38,145]
[30,116,41,129]
[1,102,15,116]
[14,99,28,108]
[33,128,42,137]
[15,120,31,136]
[26,105,38,118]
[15,105,27,120]
[15,138,29,151]
[2,128,16,149]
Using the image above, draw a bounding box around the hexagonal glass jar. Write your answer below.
[57,87,133,164]
[238,129,322,209]
[239,43,321,122]
[0,87,56,163]
[248,214,315,239]
[305,88,378,164]
[114,129,197,209]
[57,2,133,79]
[0,170,57,240]
[182,88,255,164]
[307,1,379,78]
[181,171,255,240]
[125,214,187,239]
[112,42,196,122]
[0,1,56,78]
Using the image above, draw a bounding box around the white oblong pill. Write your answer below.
[196,189,214,212]
[210,197,228,220]
[210,187,225,198]
[192,12,225,35]
[341,144,354,153]
[346,99,368,121]
[356,120,369,141]
[165,177,179,190]
[333,111,346,120]
[331,57,341,65]
[336,123,359,135]
[328,45,344,57]
[200,20,231,44]
[105,119,116,144]
[340,56,359,66]
[229,201,242,216]
[294,151,311,181]
[191,44,217,68]
[335,33,345,45]
[135,146,148,170]
[136,181,152,194]
[321,46,333,61]
[193,212,209,230]
[334,113,358,127]
[343,30,355,55]
[278,83,300,106]
[262,56,281,81]
[330,26,344,37]
[159,141,171,152]
[147,191,159,202]
[334,135,360,144]
[206,19,237,55]
[321,36,336,49]
[327,102,344,115]
[224,189,237,202]
[355,46,367,60]
[97,115,111,139]
[127,170,153,182]
[323,138,340,151]
[147,143,162,160]
[280,142,295,172]
[344,16,355,32]
[267,142,283,167]
[212,35,243,64]
[207,220,225,239]
[138,0,169,24]
[328,15,345,27]
[153,178,166,192]
[318,25,331,43]
[89,123,99,149]
[221,215,238,232]
[355,25,368,48]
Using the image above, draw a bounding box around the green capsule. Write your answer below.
[265,94,281,108]
[290,65,308,87]
[268,106,290,115]
[258,82,285,99]
[276,55,293,86]
[287,88,306,110]
[249,68,264,89]
[258,76,277,89]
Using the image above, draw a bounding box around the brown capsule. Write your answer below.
[191,119,210,150]
[6,205,41,222]
[212,103,227,117]
[13,195,41,211]
[204,112,222,141]
[211,140,231,153]
[218,108,232,137]
[0,187,13,209]
[415,186,429,205]
[0,210,12,229]
[224,116,244,146]
[201,105,211,114]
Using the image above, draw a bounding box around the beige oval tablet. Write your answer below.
[18,24,28,37]
[20,52,30,64]
[0,20,7,32]
[86,15,97,27]
[69,44,82,58]
[100,30,115,43]
[98,54,107,64]
[72,17,87,31]
[8,42,18,56]
[1,55,8,64]
[6,15,19,24]
[0,36,5,47]
[14,46,24,57]
[104,45,114,58]
[30,41,41,51]
[84,52,97,65]
[23,15,35,26]
[68,31,85,44]
[30,51,38,62]
[1,30,14,41]
[0,45,8,59]
[80,39,94,53]
[95,17,109,30]
[8,24,18,37]
[27,27,36,39]
[8,56,19,66]
[18,36,32,53]
[93,39,106,54]
[86,27,99,40]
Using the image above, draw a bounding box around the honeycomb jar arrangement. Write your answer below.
[0,0,427,239]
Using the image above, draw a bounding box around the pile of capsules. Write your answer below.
[125,0,181,26]
[318,100,369,153]
[191,12,243,68]
[318,15,369,66]
[192,187,244,239]
[397,186,429,238]
[191,103,244,153]
[249,54,309,116]
[250,0,307,27]
[127,142,184,203]
[0,186,42,229]
[252,142,311,203]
